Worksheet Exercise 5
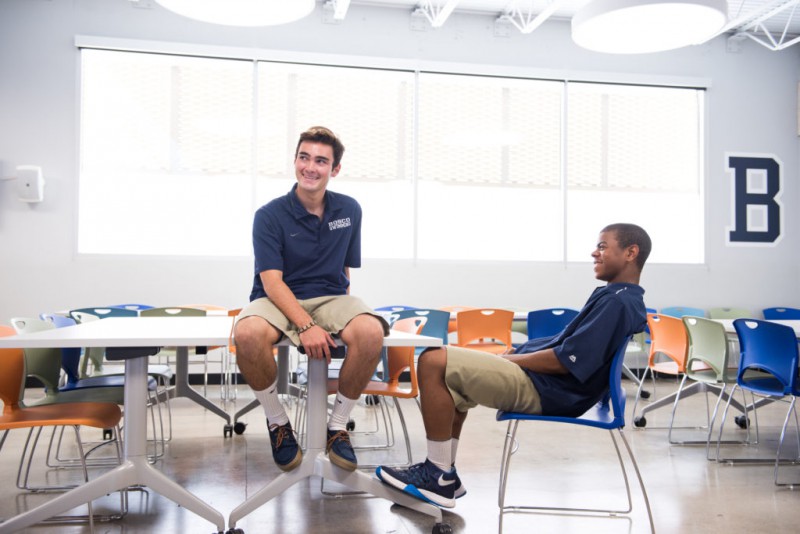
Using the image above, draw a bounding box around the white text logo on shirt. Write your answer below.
[328,218,352,231]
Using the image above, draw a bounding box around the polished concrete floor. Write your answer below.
[2,377,800,534]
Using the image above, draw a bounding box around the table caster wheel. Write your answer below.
[639,390,651,399]
[346,419,356,431]
[234,422,247,435]
[735,415,750,429]
[226,529,245,534]
[432,523,453,534]
[224,424,233,438]
[634,416,647,428]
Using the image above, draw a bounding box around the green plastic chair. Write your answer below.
[707,307,751,319]
[679,316,753,456]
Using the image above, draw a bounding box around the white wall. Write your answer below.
[1,0,798,322]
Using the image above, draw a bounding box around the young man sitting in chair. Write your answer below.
[376,223,651,508]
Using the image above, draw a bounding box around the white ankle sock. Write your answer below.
[254,382,288,428]
[328,392,358,431]
[451,437,460,466]
[427,439,453,472]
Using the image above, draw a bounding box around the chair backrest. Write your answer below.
[40,313,81,387]
[762,307,800,320]
[707,307,751,319]
[606,337,634,425]
[392,309,450,345]
[646,313,688,372]
[69,307,139,321]
[682,316,733,381]
[0,325,25,411]
[660,306,705,318]
[526,308,579,340]
[456,308,514,350]
[438,305,477,334]
[385,317,427,384]
[375,305,418,312]
[733,319,799,396]
[180,304,227,312]
[10,318,62,397]
[109,303,154,311]
[140,307,206,317]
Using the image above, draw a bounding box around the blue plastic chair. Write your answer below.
[108,303,154,311]
[496,338,654,533]
[525,308,579,340]
[762,307,800,320]
[660,306,705,318]
[715,319,800,483]
[392,309,450,347]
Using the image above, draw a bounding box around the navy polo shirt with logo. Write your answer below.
[249,184,362,301]
[517,283,647,417]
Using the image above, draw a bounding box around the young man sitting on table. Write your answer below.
[234,126,389,473]
[376,222,652,508]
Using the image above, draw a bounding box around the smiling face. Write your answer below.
[294,140,341,196]
[591,230,638,283]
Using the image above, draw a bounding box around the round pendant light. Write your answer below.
[572,0,728,54]
[155,0,316,27]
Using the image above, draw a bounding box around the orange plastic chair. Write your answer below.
[325,316,427,469]
[0,325,125,521]
[438,305,477,335]
[454,308,515,354]
[631,313,694,427]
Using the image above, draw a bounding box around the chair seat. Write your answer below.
[0,401,122,430]
[497,397,618,430]
[60,374,158,391]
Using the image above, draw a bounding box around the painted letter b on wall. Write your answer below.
[727,155,782,245]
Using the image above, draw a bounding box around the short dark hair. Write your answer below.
[295,126,345,168]
[602,223,652,270]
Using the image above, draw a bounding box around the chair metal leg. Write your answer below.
[497,422,654,533]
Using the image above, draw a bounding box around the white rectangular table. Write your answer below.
[0,316,446,533]
[0,316,234,534]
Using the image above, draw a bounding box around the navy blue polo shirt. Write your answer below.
[517,283,646,417]
[249,184,362,301]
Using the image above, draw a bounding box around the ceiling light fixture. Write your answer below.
[154,0,315,27]
[572,0,728,54]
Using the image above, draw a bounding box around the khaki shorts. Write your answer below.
[236,295,390,346]
[443,345,542,414]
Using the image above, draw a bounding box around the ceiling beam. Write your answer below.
[416,0,461,28]
[498,0,567,35]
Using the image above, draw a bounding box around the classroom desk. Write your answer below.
[0,316,233,533]
[227,330,447,533]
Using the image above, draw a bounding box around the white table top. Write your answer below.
[0,315,443,349]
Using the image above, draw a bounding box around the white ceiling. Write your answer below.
[342,0,800,51]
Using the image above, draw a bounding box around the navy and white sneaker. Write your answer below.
[376,459,457,508]
[454,470,467,499]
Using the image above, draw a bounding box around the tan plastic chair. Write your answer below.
[454,308,514,354]
[0,325,126,523]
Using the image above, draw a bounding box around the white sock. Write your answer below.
[427,439,453,472]
[254,382,288,428]
[328,391,358,432]
[451,437,460,466]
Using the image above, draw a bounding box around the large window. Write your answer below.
[79,46,705,263]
